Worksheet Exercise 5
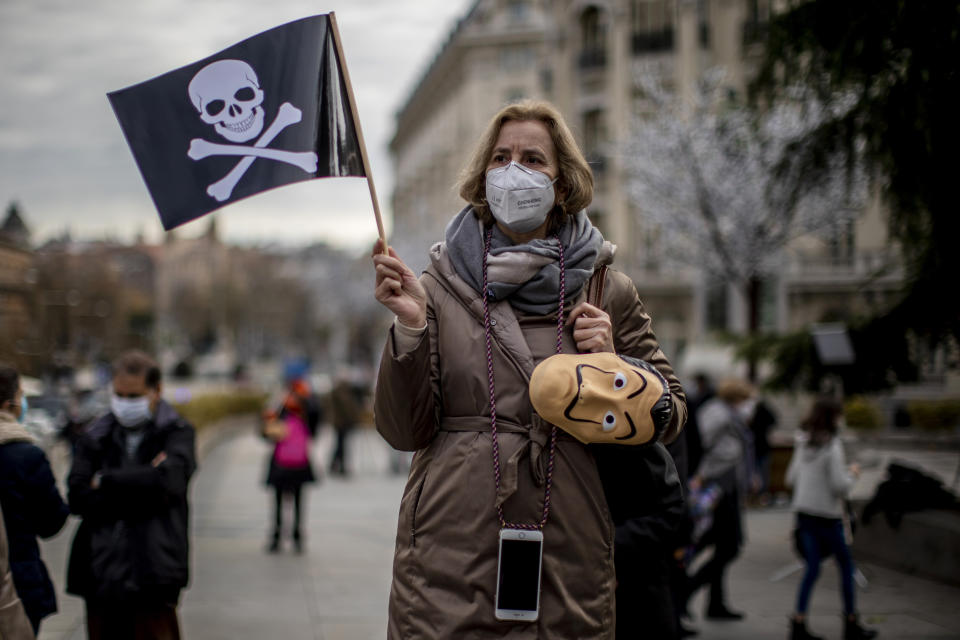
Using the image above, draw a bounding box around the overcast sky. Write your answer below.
[0,0,473,250]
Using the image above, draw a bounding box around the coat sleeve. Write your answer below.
[374,277,440,451]
[99,423,196,510]
[607,270,688,444]
[614,443,685,553]
[22,446,69,539]
[68,423,196,519]
[693,403,740,482]
[827,439,855,496]
[67,434,107,519]
[785,443,802,489]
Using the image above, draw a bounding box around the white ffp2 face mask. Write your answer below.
[485,162,558,233]
[111,394,152,429]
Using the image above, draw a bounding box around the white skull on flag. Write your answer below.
[188,59,265,143]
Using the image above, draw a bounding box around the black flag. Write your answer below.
[108,14,364,230]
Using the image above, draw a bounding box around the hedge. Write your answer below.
[172,391,268,431]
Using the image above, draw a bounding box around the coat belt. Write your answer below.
[440,414,562,508]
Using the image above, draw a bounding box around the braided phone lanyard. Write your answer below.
[482,226,564,531]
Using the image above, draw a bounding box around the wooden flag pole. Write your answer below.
[328,12,387,250]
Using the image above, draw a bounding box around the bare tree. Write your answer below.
[623,69,867,379]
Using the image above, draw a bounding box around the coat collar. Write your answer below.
[0,410,35,446]
[427,242,592,382]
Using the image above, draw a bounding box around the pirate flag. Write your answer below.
[108,14,364,230]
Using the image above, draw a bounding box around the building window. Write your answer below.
[743,0,771,44]
[540,67,553,94]
[506,0,530,21]
[697,0,710,48]
[579,7,607,69]
[827,219,855,266]
[500,45,533,72]
[705,275,728,332]
[590,210,607,237]
[583,109,607,175]
[631,0,674,53]
[505,88,527,104]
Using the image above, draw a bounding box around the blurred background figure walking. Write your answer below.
[748,395,778,506]
[683,378,755,624]
[786,398,877,640]
[0,364,69,636]
[327,372,364,478]
[261,371,321,554]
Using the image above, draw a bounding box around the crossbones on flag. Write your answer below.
[108,14,364,230]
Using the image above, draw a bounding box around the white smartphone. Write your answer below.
[494,528,544,622]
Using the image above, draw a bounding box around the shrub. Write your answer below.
[844,396,882,430]
[906,399,960,431]
[172,390,268,431]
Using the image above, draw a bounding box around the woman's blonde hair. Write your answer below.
[457,100,594,231]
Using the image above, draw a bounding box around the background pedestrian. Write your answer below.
[0,501,34,640]
[262,376,320,553]
[684,377,755,622]
[0,364,69,635]
[66,350,196,640]
[786,397,877,640]
[327,373,362,477]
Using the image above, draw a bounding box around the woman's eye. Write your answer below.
[602,411,617,432]
[613,373,627,390]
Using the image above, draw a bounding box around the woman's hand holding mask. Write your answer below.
[372,240,428,328]
[566,302,614,353]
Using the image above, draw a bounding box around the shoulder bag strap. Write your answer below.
[587,264,608,307]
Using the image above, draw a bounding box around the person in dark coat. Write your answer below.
[667,372,711,637]
[0,365,69,636]
[593,441,685,639]
[748,397,777,503]
[66,351,196,640]
[1,500,35,639]
[262,377,319,553]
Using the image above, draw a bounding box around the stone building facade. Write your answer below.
[388,0,902,366]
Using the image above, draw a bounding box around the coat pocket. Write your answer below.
[409,472,427,548]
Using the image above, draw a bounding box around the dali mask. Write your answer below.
[529,352,672,445]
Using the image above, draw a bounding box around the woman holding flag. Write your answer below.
[372,100,687,637]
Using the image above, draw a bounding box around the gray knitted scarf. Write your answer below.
[444,206,606,314]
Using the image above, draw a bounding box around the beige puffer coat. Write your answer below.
[375,243,686,639]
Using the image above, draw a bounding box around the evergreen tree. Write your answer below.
[753,0,960,345]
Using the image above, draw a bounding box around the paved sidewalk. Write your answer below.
[37,421,960,639]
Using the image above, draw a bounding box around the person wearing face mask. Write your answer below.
[0,364,70,636]
[65,351,196,640]
[682,378,756,624]
[371,100,687,638]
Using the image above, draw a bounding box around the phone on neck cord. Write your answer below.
[494,528,544,622]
